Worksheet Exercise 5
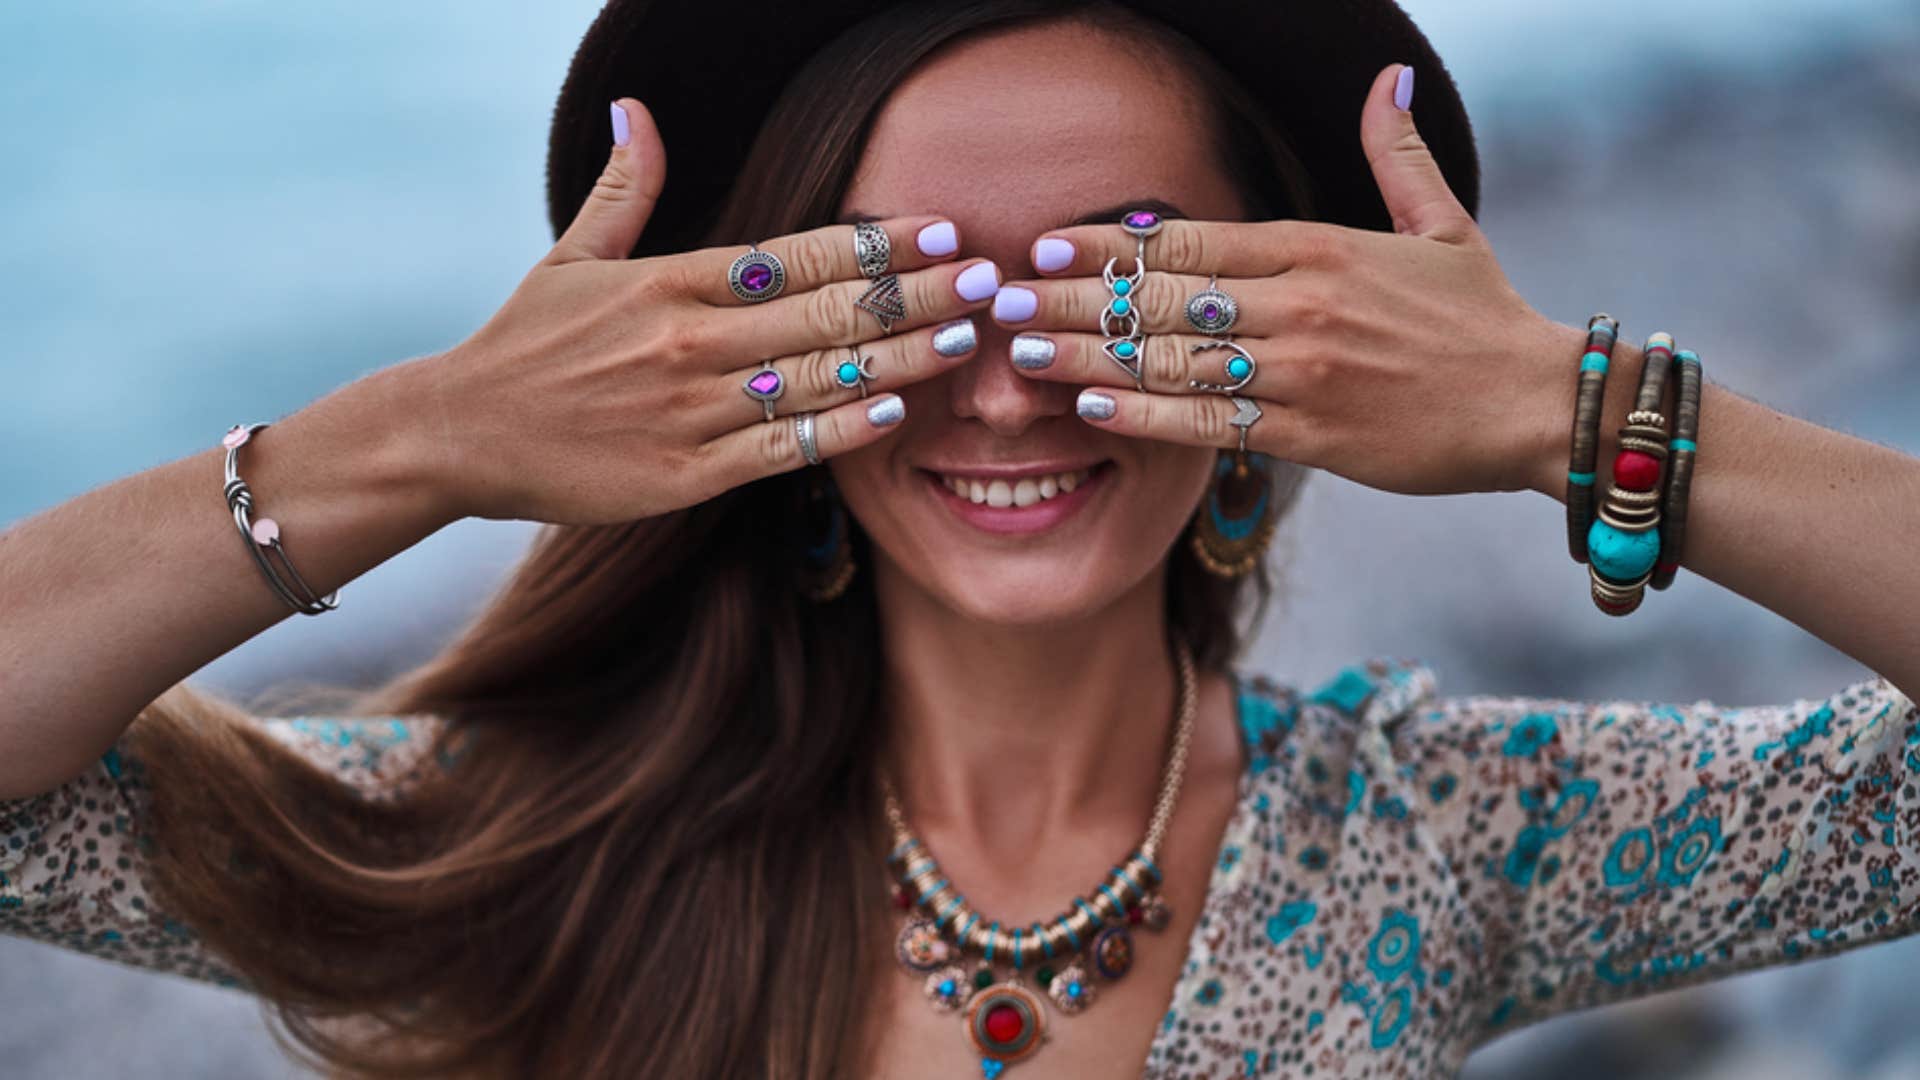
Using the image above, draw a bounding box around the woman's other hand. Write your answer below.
[996,63,1572,498]
[414,98,998,525]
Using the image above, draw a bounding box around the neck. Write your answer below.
[873,562,1178,881]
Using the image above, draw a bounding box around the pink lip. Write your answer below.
[924,463,1109,536]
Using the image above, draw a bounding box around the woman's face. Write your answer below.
[830,19,1247,626]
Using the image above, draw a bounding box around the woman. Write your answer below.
[2,0,1915,1077]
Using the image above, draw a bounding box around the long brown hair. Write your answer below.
[123,3,1317,1076]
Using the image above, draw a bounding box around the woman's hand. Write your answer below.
[991,63,1571,498]
[411,99,1000,525]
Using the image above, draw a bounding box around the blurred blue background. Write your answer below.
[2,1,1917,1076]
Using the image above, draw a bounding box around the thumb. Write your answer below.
[547,98,667,264]
[1359,64,1477,243]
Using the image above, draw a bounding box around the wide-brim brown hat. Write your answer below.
[546,0,1478,257]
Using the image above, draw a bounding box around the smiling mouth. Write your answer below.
[928,465,1100,507]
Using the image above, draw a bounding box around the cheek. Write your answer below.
[1137,447,1218,535]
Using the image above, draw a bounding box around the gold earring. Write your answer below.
[1189,450,1278,578]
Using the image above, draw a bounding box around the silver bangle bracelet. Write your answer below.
[221,422,339,616]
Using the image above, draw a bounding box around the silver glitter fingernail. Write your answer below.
[932,318,977,357]
[1010,335,1055,370]
[867,395,906,427]
[1076,390,1116,420]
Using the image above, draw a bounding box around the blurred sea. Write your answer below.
[2,2,1916,1076]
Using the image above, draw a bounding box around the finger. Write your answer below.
[1006,331,1297,401]
[716,257,1000,362]
[547,99,667,265]
[1071,386,1314,462]
[676,216,965,307]
[992,271,1280,338]
[700,392,908,489]
[1023,215,1353,280]
[717,317,978,431]
[1360,63,1480,242]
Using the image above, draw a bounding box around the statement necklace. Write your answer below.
[879,639,1196,1078]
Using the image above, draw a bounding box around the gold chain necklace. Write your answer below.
[879,638,1197,1078]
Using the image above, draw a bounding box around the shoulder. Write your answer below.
[1229,656,1441,766]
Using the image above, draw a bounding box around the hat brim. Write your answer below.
[547,0,1478,257]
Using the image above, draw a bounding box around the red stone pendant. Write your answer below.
[965,982,1046,1075]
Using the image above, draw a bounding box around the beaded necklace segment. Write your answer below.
[880,639,1197,1078]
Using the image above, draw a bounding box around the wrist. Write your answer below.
[313,357,469,532]
[1526,319,1642,502]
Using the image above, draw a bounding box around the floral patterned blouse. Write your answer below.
[4,659,1917,1078]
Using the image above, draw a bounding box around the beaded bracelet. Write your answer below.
[221,422,339,616]
[1586,333,1676,616]
[1565,314,1620,562]
[1650,348,1702,590]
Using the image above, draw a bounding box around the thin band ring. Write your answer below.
[728,244,786,303]
[743,360,784,421]
[796,410,823,467]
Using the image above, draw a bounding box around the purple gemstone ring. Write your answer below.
[1185,276,1239,336]
[743,360,785,422]
[728,244,786,303]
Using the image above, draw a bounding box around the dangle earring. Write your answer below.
[795,472,857,602]
[1189,450,1279,578]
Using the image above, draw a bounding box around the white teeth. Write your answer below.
[940,467,1094,505]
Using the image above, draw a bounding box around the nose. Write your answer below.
[947,316,1074,436]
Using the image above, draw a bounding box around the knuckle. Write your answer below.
[1284,285,1335,332]
[1146,337,1188,389]
[785,232,841,287]
[1294,353,1336,388]
[1183,399,1230,446]
[1139,274,1185,330]
[758,419,801,473]
[801,347,842,400]
[802,284,860,343]
[661,316,713,362]
[1155,224,1208,271]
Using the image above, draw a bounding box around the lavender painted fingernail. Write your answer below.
[867,394,906,427]
[993,285,1038,323]
[932,318,977,357]
[1076,390,1116,421]
[1033,237,1075,272]
[954,260,1000,302]
[1393,64,1415,112]
[917,221,958,257]
[1010,335,1055,370]
[610,101,631,146]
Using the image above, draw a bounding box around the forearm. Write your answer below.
[0,357,459,798]
[1529,320,1920,701]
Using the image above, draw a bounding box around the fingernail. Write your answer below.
[610,101,631,146]
[1393,64,1415,112]
[917,221,959,257]
[1076,390,1116,421]
[954,261,1001,302]
[867,394,906,427]
[1010,334,1055,370]
[1033,237,1075,272]
[993,285,1038,323]
[932,318,977,357]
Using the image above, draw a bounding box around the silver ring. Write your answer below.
[744,360,784,421]
[857,273,907,334]
[728,244,786,303]
[853,222,892,281]
[1188,339,1256,395]
[1100,256,1145,392]
[835,347,876,398]
[796,411,822,466]
[1186,276,1239,336]
[1228,395,1262,457]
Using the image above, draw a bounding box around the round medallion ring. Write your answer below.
[1185,275,1239,336]
[728,244,786,303]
